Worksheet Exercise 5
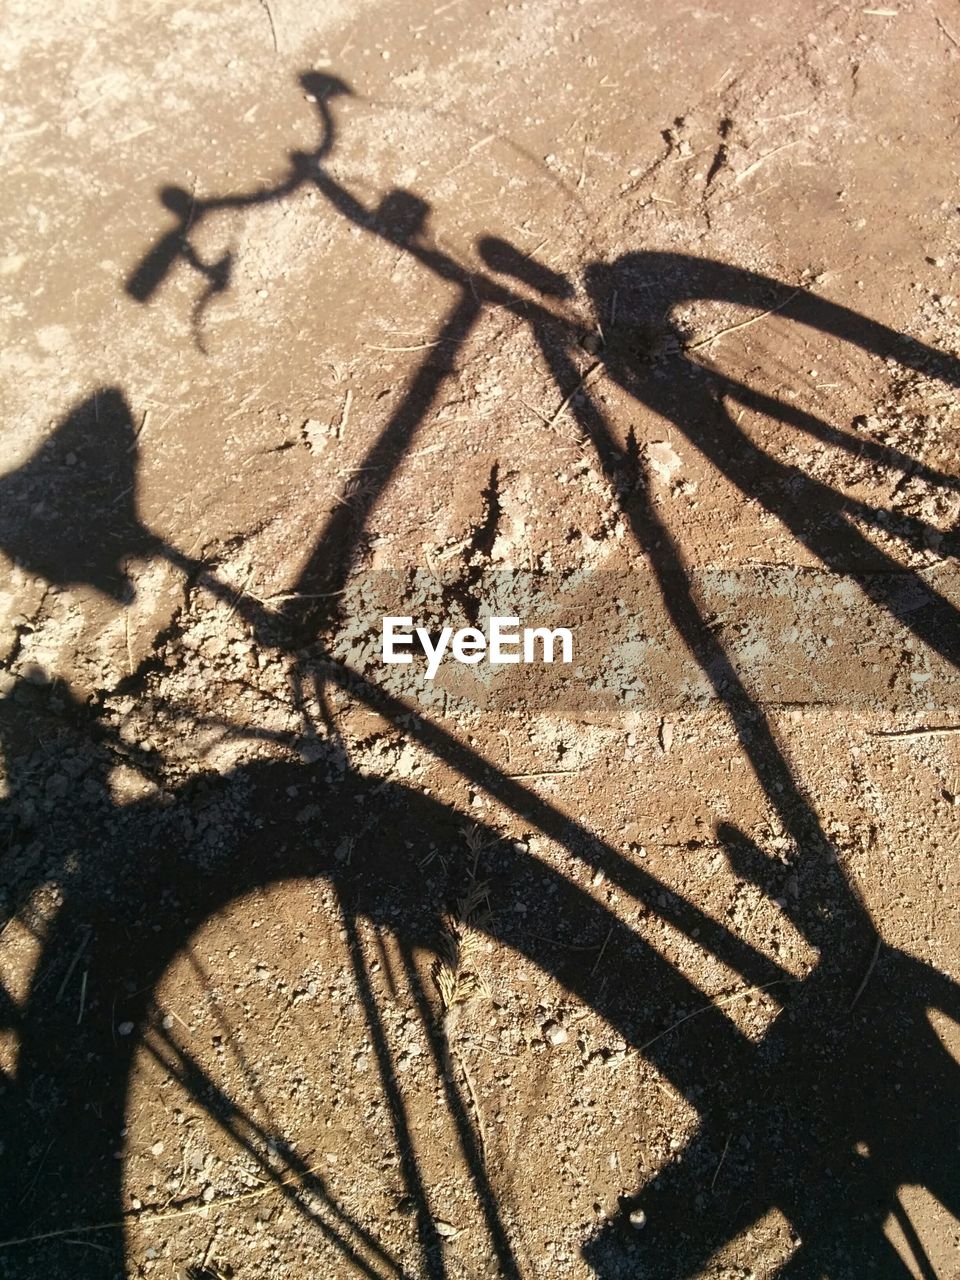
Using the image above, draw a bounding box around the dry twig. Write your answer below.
[432,864,492,1164]
[259,0,279,52]
[870,724,960,739]
[733,140,803,185]
[590,923,614,977]
[632,979,792,1056]
[711,1133,732,1191]
[685,288,804,352]
[56,928,92,1002]
[849,935,882,1011]
[546,361,602,429]
[0,1162,328,1250]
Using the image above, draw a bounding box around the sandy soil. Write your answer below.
[1,1,960,1277]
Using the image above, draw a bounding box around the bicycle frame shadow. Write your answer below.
[2,66,960,1279]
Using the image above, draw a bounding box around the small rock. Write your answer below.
[150,1141,164,1156]
[434,1219,460,1238]
[543,1020,568,1047]
[118,1021,135,1037]
[302,419,333,455]
[647,440,682,481]
[628,1208,647,1230]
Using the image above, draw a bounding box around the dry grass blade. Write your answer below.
[432,831,494,1012]
[259,0,279,52]
[430,845,495,1163]
[433,906,491,1011]
[546,361,602,429]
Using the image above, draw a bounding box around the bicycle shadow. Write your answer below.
[1,67,960,1279]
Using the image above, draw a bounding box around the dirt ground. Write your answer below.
[1,1,960,1277]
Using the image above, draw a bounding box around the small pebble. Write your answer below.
[629,1208,647,1230]
[118,1021,135,1036]
[543,1020,568,1047]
